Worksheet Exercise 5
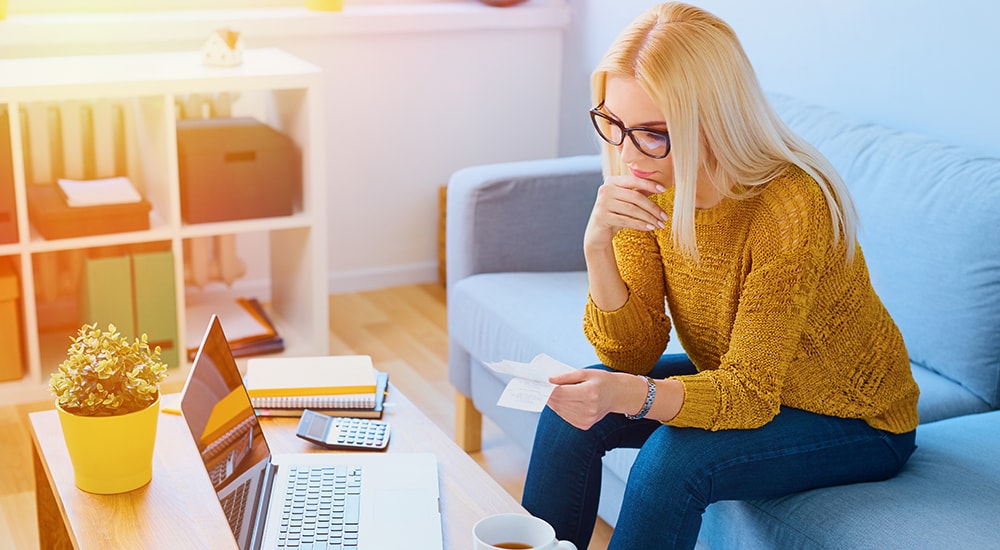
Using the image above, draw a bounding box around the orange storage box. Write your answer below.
[27,184,151,240]
[0,257,24,381]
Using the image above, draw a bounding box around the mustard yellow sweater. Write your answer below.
[583,166,920,433]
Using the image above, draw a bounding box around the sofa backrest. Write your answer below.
[770,93,1000,409]
[446,155,601,283]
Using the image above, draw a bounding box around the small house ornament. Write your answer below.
[202,28,245,67]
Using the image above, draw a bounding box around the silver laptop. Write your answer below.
[179,314,443,549]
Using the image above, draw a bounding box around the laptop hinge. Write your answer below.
[248,460,279,550]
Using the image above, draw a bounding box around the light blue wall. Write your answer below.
[559,0,1000,158]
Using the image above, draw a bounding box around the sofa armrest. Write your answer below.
[445,155,602,289]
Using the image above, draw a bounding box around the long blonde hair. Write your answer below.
[592,2,857,261]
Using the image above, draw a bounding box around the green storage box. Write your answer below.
[80,251,179,369]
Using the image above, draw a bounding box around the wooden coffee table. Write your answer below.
[30,384,525,548]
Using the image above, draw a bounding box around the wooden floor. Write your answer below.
[0,283,613,549]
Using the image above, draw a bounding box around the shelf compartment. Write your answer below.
[33,243,179,371]
[174,86,311,226]
[180,226,325,365]
[19,95,174,242]
[177,116,299,224]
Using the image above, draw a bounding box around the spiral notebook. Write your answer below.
[253,371,389,418]
[244,355,385,418]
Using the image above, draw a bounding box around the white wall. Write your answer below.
[559,0,1000,159]
[279,25,565,293]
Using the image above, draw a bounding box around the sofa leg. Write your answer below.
[455,392,482,453]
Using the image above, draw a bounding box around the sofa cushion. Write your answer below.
[450,271,600,369]
[698,409,1000,549]
[910,364,991,423]
[450,270,686,373]
[771,94,1000,411]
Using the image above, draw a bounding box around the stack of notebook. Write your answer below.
[186,297,284,361]
[244,354,388,418]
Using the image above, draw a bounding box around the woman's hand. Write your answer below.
[583,174,668,253]
[546,369,649,430]
[583,173,670,311]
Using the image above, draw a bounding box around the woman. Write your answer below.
[521,3,920,549]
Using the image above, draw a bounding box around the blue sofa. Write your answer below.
[446,94,1000,548]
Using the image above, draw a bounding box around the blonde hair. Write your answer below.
[592,2,858,261]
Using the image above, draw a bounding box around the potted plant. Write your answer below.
[49,323,168,494]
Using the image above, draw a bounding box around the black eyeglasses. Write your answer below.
[589,103,671,159]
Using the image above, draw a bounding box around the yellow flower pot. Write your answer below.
[56,396,160,494]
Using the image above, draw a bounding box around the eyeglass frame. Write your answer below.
[589,102,672,159]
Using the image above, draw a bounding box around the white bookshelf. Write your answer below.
[0,48,328,402]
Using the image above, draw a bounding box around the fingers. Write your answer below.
[594,191,667,231]
[608,174,664,197]
[546,370,613,430]
[548,369,588,385]
[547,396,602,431]
[593,181,669,233]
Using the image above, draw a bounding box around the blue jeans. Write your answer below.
[521,355,916,550]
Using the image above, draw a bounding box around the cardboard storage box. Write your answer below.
[0,108,17,244]
[27,184,151,239]
[177,117,299,223]
[0,257,24,381]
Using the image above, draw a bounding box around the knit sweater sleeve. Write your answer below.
[666,182,833,430]
[583,227,673,374]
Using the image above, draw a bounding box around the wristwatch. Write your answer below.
[625,375,656,420]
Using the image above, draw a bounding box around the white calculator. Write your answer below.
[295,409,391,451]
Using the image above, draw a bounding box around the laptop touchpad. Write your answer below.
[369,489,442,547]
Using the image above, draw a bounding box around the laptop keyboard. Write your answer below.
[277,465,363,549]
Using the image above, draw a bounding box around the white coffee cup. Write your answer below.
[473,513,577,550]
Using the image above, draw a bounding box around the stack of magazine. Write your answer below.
[186,297,284,361]
[244,354,389,418]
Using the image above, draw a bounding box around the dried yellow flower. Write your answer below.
[49,323,168,417]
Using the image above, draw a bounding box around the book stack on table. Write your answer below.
[186,297,284,360]
[245,355,388,418]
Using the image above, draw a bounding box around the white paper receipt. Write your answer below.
[484,354,575,412]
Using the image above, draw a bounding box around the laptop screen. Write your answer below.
[180,315,271,548]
